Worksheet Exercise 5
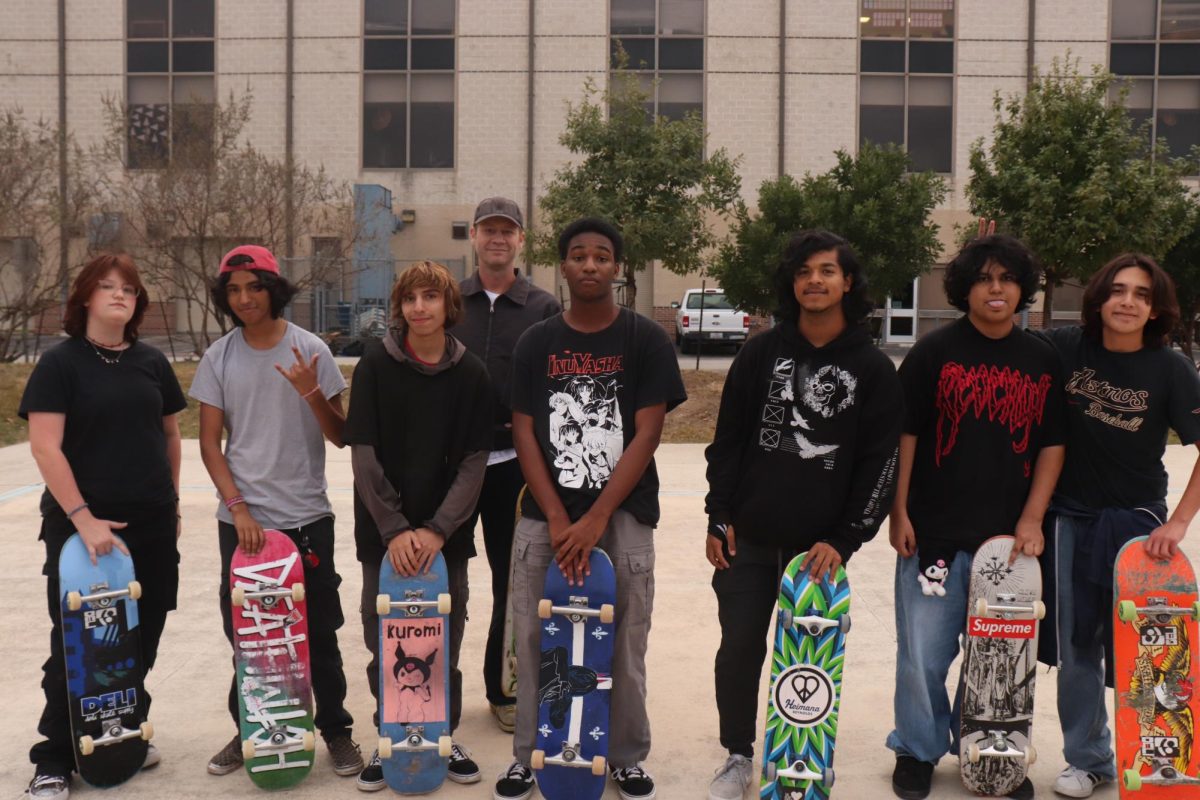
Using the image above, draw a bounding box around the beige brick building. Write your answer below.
[2,0,1197,342]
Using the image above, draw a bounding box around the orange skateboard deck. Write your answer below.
[1113,536,1200,796]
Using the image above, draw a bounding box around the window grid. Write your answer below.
[858,1,956,174]
[609,0,705,123]
[362,0,456,170]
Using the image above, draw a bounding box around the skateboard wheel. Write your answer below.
[538,599,552,619]
[78,735,94,756]
[765,762,777,781]
[242,739,257,760]
[291,583,305,603]
[438,736,452,758]
[599,603,615,624]
[822,767,835,787]
[127,580,142,601]
[1124,769,1142,791]
[591,754,606,776]
[378,737,392,759]
[531,750,545,770]
[1117,600,1137,622]
[376,594,391,617]
[231,587,246,608]
[966,743,981,763]
[67,591,83,612]
[140,721,154,741]
[302,731,315,751]
[1032,600,1046,620]
[778,609,793,629]
[973,597,988,617]
[1193,600,1200,621]
[1024,744,1036,766]
[838,614,851,634]
[437,593,452,615]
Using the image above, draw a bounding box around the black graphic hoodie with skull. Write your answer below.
[704,321,903,561]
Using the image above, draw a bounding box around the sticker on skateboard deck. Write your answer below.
[230,529,315,790]
[760,551,849,800]
[376,550,452,793]
[960,535,1044,796]
[532,548,616,800]
[59,533,152,788]
[1114,535,1200,796]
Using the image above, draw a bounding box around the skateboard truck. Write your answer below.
[242,726,316,760]
[378,725,452,759]
[375,589,452,617]
[973,593,1046,620]
[965,731,1036,765]
[531,742,607,776]
[66,581,142,611]
[777,607,850,636]
[765,758,835,787]
[231,583,305,608]
[1116,597,1200,623]
[537,596,615,625]
[1123,760,1200,790]
[78,720,153,757]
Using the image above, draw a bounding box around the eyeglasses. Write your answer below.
[98,281,140,298]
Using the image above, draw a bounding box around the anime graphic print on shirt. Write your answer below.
[758,356,856,468]
[547,358,624,490]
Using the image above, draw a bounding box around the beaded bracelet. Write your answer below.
[224,495,246,510]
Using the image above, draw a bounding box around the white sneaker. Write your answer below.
[709,754,754,800]
[1054,765,1110,798]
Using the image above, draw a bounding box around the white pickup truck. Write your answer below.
[672,288,749,354]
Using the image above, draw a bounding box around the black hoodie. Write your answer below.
[704,322,902,560]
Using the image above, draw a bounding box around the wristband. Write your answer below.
[301,386,320,399]
[225,495,246,510]
[66,502,89,519]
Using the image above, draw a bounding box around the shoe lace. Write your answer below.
[613,765,650,781]
[504,761,531,779]
[714,756,749,781]
[32,775,66,790]
[366,750,382,767]
[451,743,470,761]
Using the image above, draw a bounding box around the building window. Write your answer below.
[859,1,955,173]
[363,0,455,169]
[1110,0,1200,164]
[610,0,704,121]
[126,0,215,168]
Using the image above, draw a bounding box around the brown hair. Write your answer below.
[389,260,463,330]
[1081,253,1180,348]
[63,253,150,341]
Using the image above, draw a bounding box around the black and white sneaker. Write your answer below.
[27,772,70,800]
[356,750,385,792]
[448,742,481,784]
[493,760,534,800]
[611,764,656,800]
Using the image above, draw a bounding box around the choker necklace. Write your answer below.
[86,334,126,349]
[85,337,128,365]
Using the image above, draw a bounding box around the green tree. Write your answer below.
[967,57,1192,325]
[710,142,946,317]
[1161,194,1200,358]
[532,72,741,308]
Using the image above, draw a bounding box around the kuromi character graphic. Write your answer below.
[393,639,438,722]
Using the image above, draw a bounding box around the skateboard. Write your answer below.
[1113,536,1200,795]
[499,486,528,702]
[59,533,152,788]
[230,529,315,790]
[760,551,850,800]
[959,535,1044,796]
[532,548,616,800]
[375,550,453,793]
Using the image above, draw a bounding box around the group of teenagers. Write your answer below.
[18,193,1200,800]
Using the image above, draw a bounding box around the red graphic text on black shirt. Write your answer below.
[934,362,1053,466]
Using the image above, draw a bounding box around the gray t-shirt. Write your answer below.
[189,322,346,528]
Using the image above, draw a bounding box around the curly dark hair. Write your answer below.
[943,234,1041,313]
[210,266,298,326]
[773,230,873,326]
[1081,253,1180,348]
[557,217,625,264]
[63,252,150,341]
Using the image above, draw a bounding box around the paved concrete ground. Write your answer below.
[6,440,1196,799]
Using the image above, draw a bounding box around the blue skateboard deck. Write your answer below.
[532,548,616,800]
[760,551,850,800]
[376,551,452,794]
[58,533,151,788]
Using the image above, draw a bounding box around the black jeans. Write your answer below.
[30,502,179,775]
[465,458,525,706]
[218,517,353,741]
[711,538,795,759]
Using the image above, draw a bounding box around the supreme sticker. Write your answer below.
[968,616,1036,639]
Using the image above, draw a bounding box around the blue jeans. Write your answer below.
[885,550,972,764]
[1052,514,1116,779]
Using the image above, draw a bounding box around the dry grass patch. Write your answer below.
[662,369,726,444]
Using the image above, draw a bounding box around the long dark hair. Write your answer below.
[773,230,873,326]
[63,253,149,341]
[943,234,1041,313]
[1082,253,1179,348]
[210,268,298,326]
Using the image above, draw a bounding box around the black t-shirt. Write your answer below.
[342,339,493,563]
[899,317,1065,554]
[1044,325,1200,509]
[19,338,187,516]
[511,307,687,527]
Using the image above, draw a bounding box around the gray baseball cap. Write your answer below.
[472,196,524,229]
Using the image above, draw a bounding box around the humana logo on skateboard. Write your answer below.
[772,665,836,728]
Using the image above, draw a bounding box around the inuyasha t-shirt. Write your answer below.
[511,307,686,527]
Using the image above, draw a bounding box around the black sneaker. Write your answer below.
[493,760,534,800]
[610,764,656,800]
[27,771,70,800]
[1006,777,1035,800]
[356,750,385,793]
[448,742,481,784]
[206,735,243,776]
[892,755,934,800]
